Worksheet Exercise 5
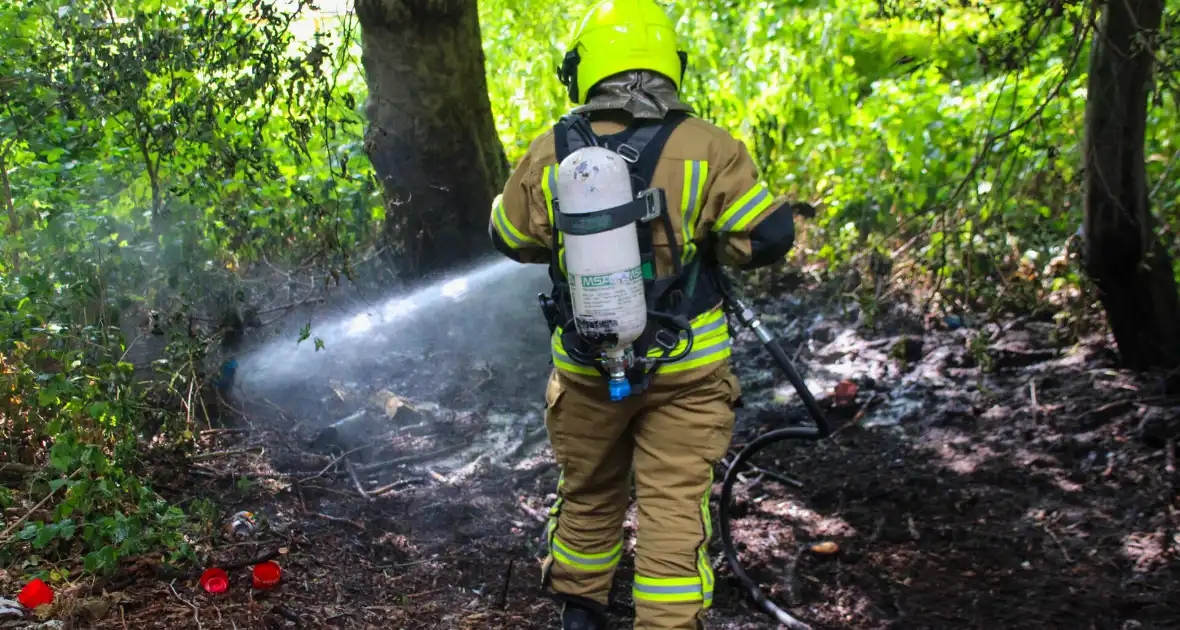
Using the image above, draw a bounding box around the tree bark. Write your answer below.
[1082,0,1180,370]
[356,0,508,280]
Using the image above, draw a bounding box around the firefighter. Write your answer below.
[488,1,797,628]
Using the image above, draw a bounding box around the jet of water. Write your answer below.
[235,257,552,398]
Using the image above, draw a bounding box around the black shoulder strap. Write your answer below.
[630,111,688,189]
[554,113,598,162]
[629,112,688,288]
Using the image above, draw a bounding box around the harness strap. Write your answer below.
[552,189,665,236]
[628,114,690,370]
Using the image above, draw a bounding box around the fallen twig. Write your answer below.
[192,447,264,462]
[303,444,371,482]
[292,478,308,512]
[272,605,301,624]
[0,469,79,541]
[307,511,365,531]
[217,548,282,572]
[354,445,466,474]
[0,461,36,475]
[169,579,203,630]
[199,428,249,436]
[739,462,804,490]
[783,543,810,607]
[345,456,371,500]
[517,502,548,523]
[1167,437,1176,477]
[370,477,427,496]
[497,559,515,610]
[1079,400,1135,430]
[1042,524,1072,563]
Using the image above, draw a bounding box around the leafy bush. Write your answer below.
[479,0,1179,316]
[2,0,1178,582]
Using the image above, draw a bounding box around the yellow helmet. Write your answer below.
[558,0,687,104]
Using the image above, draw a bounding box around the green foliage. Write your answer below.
[479,0,1180,318]
[0,0,373,579]
[3,0,1180,582]
[0,273,198,574]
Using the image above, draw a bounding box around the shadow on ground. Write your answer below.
[98,270,1179,630]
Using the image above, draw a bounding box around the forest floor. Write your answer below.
[59,265,1180,630]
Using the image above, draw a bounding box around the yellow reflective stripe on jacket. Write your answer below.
[551,536,624,572]
[550,306,730,375]
[714,183,773,233]
[491,194,541,249]
[657,307,732,374]
[681,160,708,264]
[658,332,732,374]
[550,329,601,375]
[632,575,714,604]
[541,164,566,275]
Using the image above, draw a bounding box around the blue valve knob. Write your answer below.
[608,378,631,401]
[215,358,239,394]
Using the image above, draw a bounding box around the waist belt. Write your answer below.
[550,304,732,377]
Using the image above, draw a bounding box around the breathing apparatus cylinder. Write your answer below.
[555,146,648,401]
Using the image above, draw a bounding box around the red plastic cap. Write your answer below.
[18,578,54,609]
[252,561,281,589]
[200,568,229,594]
[833,380,858,405]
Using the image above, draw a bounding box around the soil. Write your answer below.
[66,268,1180,630]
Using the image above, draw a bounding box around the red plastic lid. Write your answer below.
[18,578,54,609]
[252,561,281,589]
[200,568,229,594]
[833,380,859,405]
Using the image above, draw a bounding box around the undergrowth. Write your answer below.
[0,0,1177,588]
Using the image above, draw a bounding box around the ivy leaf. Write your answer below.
[33,525,58,549]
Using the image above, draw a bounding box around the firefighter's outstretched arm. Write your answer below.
[488,151,553,265]
[702,137,796,270]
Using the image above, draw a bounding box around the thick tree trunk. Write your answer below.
[356,0,508,280]
[1082,0,1180,370]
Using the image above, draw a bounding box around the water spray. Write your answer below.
[233,258,549,398]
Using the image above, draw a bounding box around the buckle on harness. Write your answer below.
[617,143,640,163]
[653,329,680,353]
[636,188,664,223]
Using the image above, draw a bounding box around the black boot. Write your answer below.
[561,601,605,630]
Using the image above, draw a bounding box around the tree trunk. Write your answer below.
[1082,0,1180,370]
[356,0,508,280]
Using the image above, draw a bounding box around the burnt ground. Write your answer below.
[58,266,1180,629]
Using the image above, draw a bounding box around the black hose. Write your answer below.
[719,426,822,630]
[717,270,832,628]
[760,338,830,439]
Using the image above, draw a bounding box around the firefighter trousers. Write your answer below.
[540,362,741,630]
